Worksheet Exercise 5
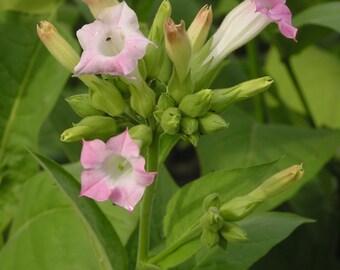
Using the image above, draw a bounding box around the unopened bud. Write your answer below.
[220,195,262,221]
[201,230,220,248]
[198,112,229,134]
[179,89,212,117]
[203,193,222,212]
[90,81,125,117]
[181,117,199,135]
[161,107,182,134]
[129,82,156,118]
[65,94,104,118]
[165,18,192,80]
[249,164,304,200]
[220,222,248,243]
[82,0,119,18]
[187,4,213,53]
[60,116,118,142]
[157,94,176,111]
[167,70,194,103]
[200,207,223,232]
[182,132,200,147]
[129,125,153,147]
[211,77,273,113]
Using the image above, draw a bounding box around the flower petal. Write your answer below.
[106,129,140,158]
[81,139,107,169]
[80,170,111,201]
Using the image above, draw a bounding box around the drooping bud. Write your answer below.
[161,107,182,135]
[65,94,105,118]
[200,230,220,248]
[199,207,223,232]
[60,116,118,142]
[37,21,96,88]
[187,4,213,53]
[181,132,200,147]
[198,113,229,134]
[129,82,156,118]
[203,193,222,212]
[211,77,273,113]
[179,89,212,117]
[220,195,263,221]
[82,0,119,18]
[128,125,153,147]
[144,0,172,78]
[181,117,199,136]
[164,18,192,81]
[220,222,248,243]
[90,80,126,117]
[249,164,304,201]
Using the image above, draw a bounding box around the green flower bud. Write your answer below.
[220,222,248,243]
[129,82,156,118]
[203,193,222,212]
[211,77,273,114]
[129,125,153,147]
[161,107,181,134]
[200,207,223,233]
[179,89,212,117]
[181,117,198,135]
[165,18,192,81]
[90,80,125,117]
[153,110,163,123]
[187,4,213,53]
[201,230,220,248]
[181,132,200,146]
[220,195,262,221]
[65,94,104,117]
[249,164,304,201]
[198,112,229,134]
[167,70,194,104]
[157,94,176,111]
[60,116,118,142]
[144,0,172,78]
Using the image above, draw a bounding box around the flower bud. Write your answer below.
[165,18,192,80]
[203,193,222,212]
[157,94,176,111]
[144,0,172,78]
[167,70,194,104]
[220,195,262,221]
[211,77,273,114]
[199,207,223,232]
[181,117,199,136]
[181,132,200,147]
[179,89,212,117]
[220,222,248,243]
[65,94,105,118]
[37,21,97,88]
[129,125,153,147]
[198,113,229,134]
[161,107,182,135]
[90,80,126,117]
[129,82,156,118]
[60,116,118,142]
[187,4,213,53]
[249,164,304,201]
[201,230,220,248]
[82,0,119,18]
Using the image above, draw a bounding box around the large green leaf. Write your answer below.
[0,10,70,234]
[265,46,340,129]
[177,212,313,270]
[197,107,339,209]
[294,2,340,33]
[29,152,128,270]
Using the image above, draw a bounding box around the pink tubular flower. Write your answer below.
[74,1,152,77]
[80,129,156,212]
[254,0,297,40]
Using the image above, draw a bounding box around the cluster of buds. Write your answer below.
[200,165,304,249]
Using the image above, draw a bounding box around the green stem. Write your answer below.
[148,223,201,265]
[137,132,160,263]
[282,58,316,128]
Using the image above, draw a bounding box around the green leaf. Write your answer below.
[28,152,128,270]
[265,46,340,129]
[161,161,278,268]
[158,133,180,166]
[294,2,340,34]
[0,0,60,14]
[184,212,313,270]
[197,107,340,209]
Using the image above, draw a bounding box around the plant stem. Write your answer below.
[148,223,201,265]
[137,132,160,263]
[282,58,316,128]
